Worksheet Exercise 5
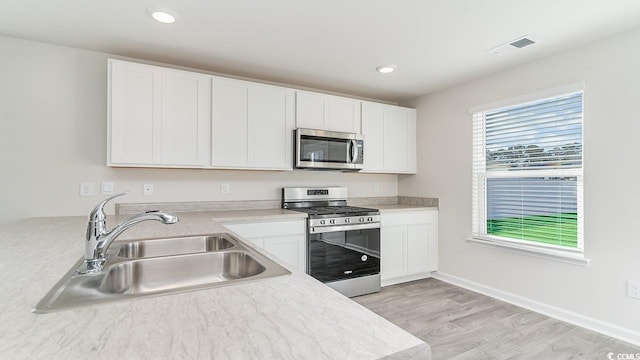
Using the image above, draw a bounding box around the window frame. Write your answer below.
[469,83,589,266]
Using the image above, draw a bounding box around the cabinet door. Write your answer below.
[160,70,210,166]
[406,224,432,275]
[326,96,361,133]
[406,108,417,174]
[383,106,410,172]
[361,102,385,172]
[263,234,306,272]
[109,60,161,164]
[361,103,416,174]
[212,77,249,167]
[296,91,361,133]
[425,216,438,272]
[248,84,295,169]
[296,92,325,129]
[380,226,406,281]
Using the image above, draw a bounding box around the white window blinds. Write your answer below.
[472,91,584,251]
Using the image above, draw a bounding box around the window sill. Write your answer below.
[466,237,591,267]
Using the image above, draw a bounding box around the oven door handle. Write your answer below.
[309,222,380,234]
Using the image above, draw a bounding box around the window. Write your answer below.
[472,88,584,258]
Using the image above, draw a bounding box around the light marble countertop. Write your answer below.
[366,204,439,212]
[206,208,308,223]
[0,211,430,360]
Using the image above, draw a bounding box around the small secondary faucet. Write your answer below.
[80,192,179,273]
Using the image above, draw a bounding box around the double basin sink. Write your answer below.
[35,233,291,313]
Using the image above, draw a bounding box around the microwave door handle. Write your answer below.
[350,140,358,163]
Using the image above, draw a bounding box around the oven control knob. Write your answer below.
[359,217,365,222]
[345,218,350,223]
[320,220,325,225]
[361,255,368,262]
[329,219,335,224]
[367,217,373,222]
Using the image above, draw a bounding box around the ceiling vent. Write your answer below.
[488,36,536,56]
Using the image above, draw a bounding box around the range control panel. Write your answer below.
[308,215,381,228]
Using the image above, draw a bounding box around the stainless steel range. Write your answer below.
[282,187,381,297]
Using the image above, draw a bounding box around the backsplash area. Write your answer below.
[117,196,439,214]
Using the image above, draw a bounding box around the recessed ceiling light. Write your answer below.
[376,65,397,74]
[148,8,178,24]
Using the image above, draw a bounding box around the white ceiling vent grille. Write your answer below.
[488,36,536,56]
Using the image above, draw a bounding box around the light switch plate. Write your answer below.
[101,182,114,195]
[220,183,230,194]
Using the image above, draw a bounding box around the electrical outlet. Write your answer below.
[80,182,94,197]
[373,183,380,193]
[143,184,154,196]
[220,183,230,194]
[628,280,640,299]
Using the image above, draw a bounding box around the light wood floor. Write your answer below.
[354,278,640,360]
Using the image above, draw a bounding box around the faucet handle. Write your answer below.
[88,191,129,222]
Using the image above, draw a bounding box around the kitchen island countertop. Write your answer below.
[0,211,430,360]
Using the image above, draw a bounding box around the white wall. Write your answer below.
[401,26,640,337]
[0,36,397,224]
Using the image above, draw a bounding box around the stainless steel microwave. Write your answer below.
[295,128,364,171]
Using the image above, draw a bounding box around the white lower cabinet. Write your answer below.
[380,209,438,286]
[223,219,306,272]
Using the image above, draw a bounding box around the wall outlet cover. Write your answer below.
[220,183,230,194]
[80,182,94,197]
[143,184,154,196]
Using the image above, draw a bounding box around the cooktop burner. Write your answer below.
[282,187,380,218]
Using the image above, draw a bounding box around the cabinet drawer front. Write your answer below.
[224,220,305,238]
[381,210,437,226]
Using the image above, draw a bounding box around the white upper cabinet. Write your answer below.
[109,59,419,172]
[211,78,249,167]
[361,102,385,172]
[211,77,295,170]
[295,91,361,133]
[108,59,210,167]
[248,83,295,169]
[361,101,417,174]
[160,70,211,166]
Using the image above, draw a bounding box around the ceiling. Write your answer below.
[3,0,640,103]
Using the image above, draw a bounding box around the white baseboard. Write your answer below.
[432,272,640,347]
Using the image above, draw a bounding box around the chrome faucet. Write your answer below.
[79,192,179,273]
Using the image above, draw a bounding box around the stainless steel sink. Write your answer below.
[34,233,290,313]
[117,235,236,258]
[102,252,265,295]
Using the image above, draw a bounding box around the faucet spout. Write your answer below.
[94,212,179,260]
[81,192,179,273]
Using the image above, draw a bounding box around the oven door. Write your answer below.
[308,223,380,283]
[296,128,364,170]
